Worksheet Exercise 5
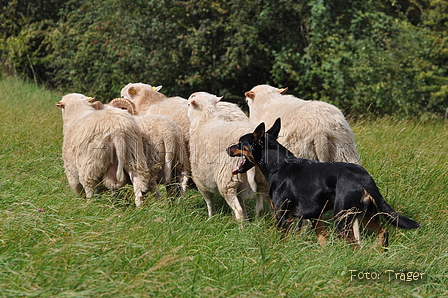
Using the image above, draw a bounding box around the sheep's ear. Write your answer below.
[129,87,136,96]
[253,122,265,142]
[86,97,95,102]
[91,101,104,110]
[216,96,223,103]
[152,85,162,91]
[56,101,65,109]
[266,118,281,139]
[277,87,288,94]
[190,100,197,107]
[245,91,255,100]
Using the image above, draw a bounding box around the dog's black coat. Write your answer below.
[227,118,419,246]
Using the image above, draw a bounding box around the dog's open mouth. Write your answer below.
[232,156,255,175]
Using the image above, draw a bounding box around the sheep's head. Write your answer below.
[244,85,287,107]
[108,98,137,115]
[187,92,222,118]
[56,93,95,109]
[121,83,162,100]
[56,94,96,126]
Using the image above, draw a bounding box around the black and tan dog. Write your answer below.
[226,118,419,248]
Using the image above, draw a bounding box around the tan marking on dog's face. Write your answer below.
[228,145,257,163]
[227,147,243,157]
[241,145,257,164]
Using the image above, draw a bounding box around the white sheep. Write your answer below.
[245,85,360,164]
[94,98,190,195]
[56,93,158,207]
[120,83,251,141]
[135,114,190,195]
[121,83,192,142]
[187,92,268,221]
[120,83,252,193]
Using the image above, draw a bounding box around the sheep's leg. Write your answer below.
[222,188,245,222]
[179,170,189,194]
[78,171,97,199]
[164,161,181,196]
[161,143,181,196]
[243,168,265,218]
[246,168,257,194]
[82,183,95,199]
[162,156,173,184]
[178,142,190,195]
[200,190,216,217]
[65,168,83,196]
[129,172,151,207]
[313,133,334,162]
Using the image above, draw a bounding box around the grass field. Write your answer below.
[0,77,447,297]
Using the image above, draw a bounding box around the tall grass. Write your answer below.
[0,77,447,297]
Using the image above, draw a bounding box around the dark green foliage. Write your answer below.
[1,0,447,116]
[294,0,448,116]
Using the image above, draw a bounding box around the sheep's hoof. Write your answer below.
[135,198,143,207]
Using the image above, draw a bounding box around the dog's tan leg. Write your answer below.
[336,214,361,248]
[254,167,269,218]
[311,218,328,247]
[342,229,361,248]
[361,217,389,249]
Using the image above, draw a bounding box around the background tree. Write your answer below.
[1,0,447,117]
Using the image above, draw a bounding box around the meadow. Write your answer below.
[0,77,447,297]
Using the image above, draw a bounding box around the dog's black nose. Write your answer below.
[226,144,239,156]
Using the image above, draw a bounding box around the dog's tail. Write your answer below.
[366,188,420,230]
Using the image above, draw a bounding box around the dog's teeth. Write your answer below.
[232,157,245,174]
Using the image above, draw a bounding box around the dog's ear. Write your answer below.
[253,122,265,142]
[266,118,281,139]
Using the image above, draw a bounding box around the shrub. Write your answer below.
[1,0,447,116]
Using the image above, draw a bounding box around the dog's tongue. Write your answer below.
[232,158,245,175]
